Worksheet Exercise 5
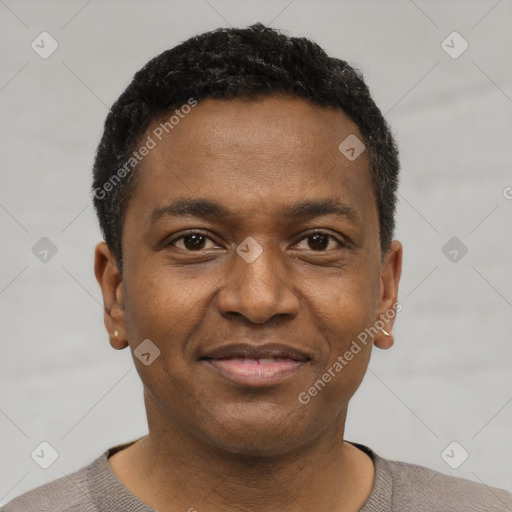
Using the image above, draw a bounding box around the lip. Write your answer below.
[200,343,311,387]
[201,343,310,362]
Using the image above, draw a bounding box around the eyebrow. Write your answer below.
[150,198,360,224]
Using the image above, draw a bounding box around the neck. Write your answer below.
[109,402,374,512]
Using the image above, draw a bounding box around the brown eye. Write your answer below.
[182,234,206,250]
[308,233,330,250]
[296,232,344,251]
[170,232,217,251]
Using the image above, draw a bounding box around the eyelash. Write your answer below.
[166,230,348,251]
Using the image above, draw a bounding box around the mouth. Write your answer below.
[200,343,311,387]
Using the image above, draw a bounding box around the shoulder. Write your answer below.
[351,442,512,512]
[1,455,102,512]
[382,455,512,511]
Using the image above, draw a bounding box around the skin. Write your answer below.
[95,95,402,512]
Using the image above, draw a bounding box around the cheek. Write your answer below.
[121,270,203,409]
[123,264,208,342]
[305,291,375,409]
[310,265,378,336]
[121,267,219,402]
[305,269,378,384]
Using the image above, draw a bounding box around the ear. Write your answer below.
[94,241,128,350]
[374,239,403,350]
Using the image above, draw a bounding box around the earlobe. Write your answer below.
[109,328,129,350]
[94,242,129,350]
[374,327,394,350]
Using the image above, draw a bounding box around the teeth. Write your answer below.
[258,358,276,364]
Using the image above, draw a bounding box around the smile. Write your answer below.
[201,356,309,387]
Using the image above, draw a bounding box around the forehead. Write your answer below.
[125,96,376,232]
[145,95,362,165]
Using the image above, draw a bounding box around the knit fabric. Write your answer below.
[3,440,511,511]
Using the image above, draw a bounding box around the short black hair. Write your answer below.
[92,22,399,272]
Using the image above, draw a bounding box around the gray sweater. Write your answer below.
[2,441,511,511]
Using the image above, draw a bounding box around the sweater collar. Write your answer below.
[88,439,392,511]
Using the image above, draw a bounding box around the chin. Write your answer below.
[198,408,314,458]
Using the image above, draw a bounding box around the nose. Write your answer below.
[216,240,300,324]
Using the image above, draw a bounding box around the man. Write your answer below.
[4,23,511,512]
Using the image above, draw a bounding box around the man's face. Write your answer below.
[105,96,401,456]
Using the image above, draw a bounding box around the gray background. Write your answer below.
[1,0,511,505]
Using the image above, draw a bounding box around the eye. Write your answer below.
[166,230,348,252]
[168,231,218,251]
[295,232,346,251]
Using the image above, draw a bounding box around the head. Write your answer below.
[93,23,402,457]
